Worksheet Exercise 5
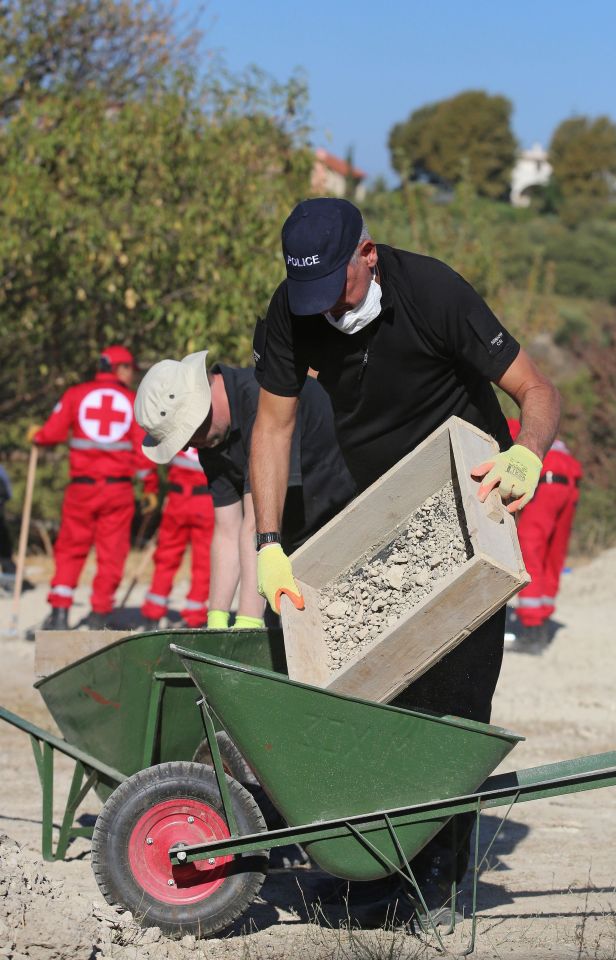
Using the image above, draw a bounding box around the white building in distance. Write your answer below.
[510,143,552,207]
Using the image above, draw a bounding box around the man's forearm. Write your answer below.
[516,380,561,460]
[496,349,561,460]
[238,494,266,618]
[208,512,241,611]
[249,395,296,532]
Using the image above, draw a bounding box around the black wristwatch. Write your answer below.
[255,531,282,550]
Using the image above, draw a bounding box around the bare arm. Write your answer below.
[237,493,266,618]
[496,347,561,458]
[208,502,242,611]
[249,388,299,533]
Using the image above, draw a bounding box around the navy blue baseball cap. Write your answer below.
[282,198,363,315]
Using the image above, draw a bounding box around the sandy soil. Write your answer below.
[0,550,615,959]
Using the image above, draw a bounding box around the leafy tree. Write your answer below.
[0,78,312,421]
[388,103,439,181]
[0,0,197,116]
[0,5,311,425]
[388,91,517,200]
[549,115,616,216]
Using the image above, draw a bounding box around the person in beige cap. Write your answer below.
[135,350,356,628]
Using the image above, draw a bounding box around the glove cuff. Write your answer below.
[511,444,542,468]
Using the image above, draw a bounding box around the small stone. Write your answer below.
[384,567,404,590]
[324,600,349,619]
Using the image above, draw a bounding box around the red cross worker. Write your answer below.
[508,419,582,645]
[141,447,214,628]
[29,346,158,632]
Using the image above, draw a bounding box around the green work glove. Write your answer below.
[257,544,305,614]
[207,609,230,629]
[472,443,542,512]
[232,614,265,630]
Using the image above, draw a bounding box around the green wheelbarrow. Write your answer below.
[0,628,286,860]
[91,645,616,947]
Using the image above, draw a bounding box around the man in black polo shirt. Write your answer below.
[135,350,356,628]
[249,198,560,909]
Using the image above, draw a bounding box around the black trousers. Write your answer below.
[392,606,506,882]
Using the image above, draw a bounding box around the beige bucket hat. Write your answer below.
[135,350,211,464]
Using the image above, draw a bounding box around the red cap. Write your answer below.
[507,418,521,441]
[100,345,138,369]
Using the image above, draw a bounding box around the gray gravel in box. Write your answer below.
[319,480,473,673]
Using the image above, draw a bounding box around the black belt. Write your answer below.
[168,482,209,495]
[539,473,580,487]
[71,476,132,485]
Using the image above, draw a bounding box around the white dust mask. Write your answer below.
[324,272,382,335]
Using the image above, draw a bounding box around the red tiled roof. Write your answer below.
[315,147,366,180]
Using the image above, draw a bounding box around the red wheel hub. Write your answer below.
[128,798,232,904]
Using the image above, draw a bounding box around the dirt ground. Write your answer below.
[0,549,615,959]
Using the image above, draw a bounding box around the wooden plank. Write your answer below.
[34,630,133,678]
[280,585,330,687]
[449,417,526,574]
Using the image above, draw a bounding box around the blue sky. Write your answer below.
[182,0,615,183]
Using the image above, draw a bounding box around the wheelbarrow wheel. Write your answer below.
[91,761,268,938]
[192,731,258,787]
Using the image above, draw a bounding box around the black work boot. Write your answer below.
[80,611,109,630]
[42,607,69,630]
[25,606,69,641]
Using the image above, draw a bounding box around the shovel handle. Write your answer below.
[11,445,38,627]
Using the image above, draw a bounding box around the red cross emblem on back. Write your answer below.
[78,388,133,444]
[84,394,127,435]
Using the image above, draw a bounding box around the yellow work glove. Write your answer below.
[140,492,158,516]
[26,424,41,444]
[257,544,305,614]
[232,615,265,630]
[472,444,542,512]
[207,609,230,629]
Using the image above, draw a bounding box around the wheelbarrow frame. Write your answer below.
[0,704,126,861]
[175,697,616,951]
[163,645,616,952]
[0,668,190,860]
[0,626,286,860]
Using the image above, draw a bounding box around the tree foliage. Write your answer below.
[548,115,616,218]
[0,0,197,116]
[0,3,312,424]
[389,90,517,200]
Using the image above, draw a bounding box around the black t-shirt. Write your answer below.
[198,365,356,552]
[254,245,519,491]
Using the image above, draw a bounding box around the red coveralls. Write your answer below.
[141,447,214,628]
[34,372,157,614]
[516,437,582,627]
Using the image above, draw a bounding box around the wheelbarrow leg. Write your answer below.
[460,790,521,956]
[345,817,447,952]
[197,698,239,836]
[30,737,54,861]
[54,764,98,860]
[29,736,99,861]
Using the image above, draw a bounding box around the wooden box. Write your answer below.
[280,416,528,704]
